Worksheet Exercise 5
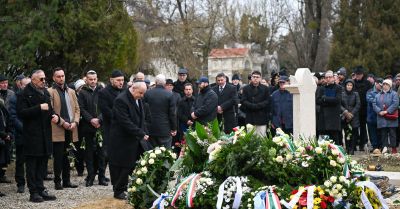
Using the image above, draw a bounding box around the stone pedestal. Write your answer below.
[285,68,317,139]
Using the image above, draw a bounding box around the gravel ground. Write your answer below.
[0,167,116,209]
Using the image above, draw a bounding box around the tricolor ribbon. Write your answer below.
[186,173,202,208]
[343,163,351,178]
[281,186,315,209]
[254,187,282,209]
[276,128,296,153]
[216,177,243,209]
[171,173,196,207]
[151,193,170,209]
[328,144,346,159]
[355,181,389,209]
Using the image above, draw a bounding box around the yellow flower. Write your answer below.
[293,205,298,209]
[314,198,322,204]
[302,207,307,209]
[313,206,319,209]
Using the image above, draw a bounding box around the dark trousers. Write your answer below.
[15,144,25,187]
[358,117,368,149]
[344,126,359,153]
[217,112,237,134]
[25,155,47,194]
[150,136,172,149]
[74,140,85,175]
[109,164,133,195]
[367,122,380,149]
[380,127,397,148]
[83,133,106,182]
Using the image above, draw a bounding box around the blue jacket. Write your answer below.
[271,89,293,129]
[366,87,379,124]
[373,90,399,128]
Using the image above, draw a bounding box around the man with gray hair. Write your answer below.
[144,74,177,148]
[316,70,342,145]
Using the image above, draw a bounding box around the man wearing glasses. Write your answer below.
[17,70,59,202]
[240,71,271,136]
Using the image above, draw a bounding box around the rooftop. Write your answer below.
[208,48,249,58]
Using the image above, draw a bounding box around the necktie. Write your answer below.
[219,86,223,93]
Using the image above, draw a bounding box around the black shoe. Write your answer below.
[63,182,78,188]
[77,172,84,177]
[29,193,44,203]
[40,190,56,201]
[44,175,53,181]
[0,191,6,197]
[86,180,93,187]
[114,192,126,200]
[0,176,11,183]
[99,180,108,186]
[55,182,63,190]
[104,177,110,182]
[17,185,25,193]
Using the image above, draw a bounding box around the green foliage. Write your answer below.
[0,0,138,80]
[329,1,400,76]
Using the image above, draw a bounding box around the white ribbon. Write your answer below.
[306,186,315,209]
[232,177,243,209]
[281,187,305,209]
[356,181,389,209]
[151,193,169,209]
[216,177,244,209]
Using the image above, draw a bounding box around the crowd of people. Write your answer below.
[0,65,398,202]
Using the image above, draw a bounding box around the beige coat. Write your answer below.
[48,86,80,142]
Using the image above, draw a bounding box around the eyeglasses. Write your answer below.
[39,77,46,82]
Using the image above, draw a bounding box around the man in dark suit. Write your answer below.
[108,81,148,200]
[144,74,177,148]
[212,73,238,134]
[17,70,58,202]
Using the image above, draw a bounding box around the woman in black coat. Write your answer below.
[341,79,360,154]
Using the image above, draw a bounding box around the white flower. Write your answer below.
[155,149,162,155]
[128,186,136,193]
[324,180,332,187]
[247,204,252,208]
[330,160,337,167]
[344,180,350,185]
[149,153,157,158]
[332,189,339,195]
[171,152,177,159]
[286,153,293,160]
[272,137,282,143]
[338,157,346,164]
[140,160,146,166]
[136,178,143,185]
[246,124,254,131]
[297,147,305,153]
[275,156,284,163]
[335,184,343,190]
[148,159,155,164]
[160,147,166,151]
[330,176,337,183]
[141,167,148,174]
[301,161,309,167]
[136,170,142,175]
[315,147,323,154]
[331,149,339,155]
[350,160,357,166]
[339,176,346,182]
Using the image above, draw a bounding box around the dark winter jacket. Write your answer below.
[78,85,103,134]
[8,94,23,145]
[354,77,372,119]
[173,80,191,97]
[192,85,218,125]
[341,80,360,128]
[271,89,293,129]
[17,83,54,156]
[366,86,379,124]
[212,83,238,132]
[316,83,342,131]
[241,83,270,125]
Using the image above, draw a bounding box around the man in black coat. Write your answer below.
[191,76,218,125]
[316,70,343,145]
[108,82,148,200]
[352,66,372,151]
[78,70,108,187]
[17,70,58,202]
[241,71,270,136]
[213,73,238,134]
[173,68,191,97]
[177,83,195,133]
[144,74,177,148]
[98,70,125,158]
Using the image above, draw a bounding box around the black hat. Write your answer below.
[314,72,323,79]
[336,67,347,76]
[0,75,8,82]
[15,74,25,81]
[375,77,383,85]
[196,76,209,84]
[111,70,124,78]
[279,76,289,82]
[144,79,150,85]
[352,66,365,74]
[178,68,188,74]
[232,74,241,81]
[166,79,174,85]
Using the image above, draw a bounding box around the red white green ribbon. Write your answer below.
[343,163,350,178]
[328,144,346,159]
[186,173,202,208]
[171,173,196,207]
[276,128,296,153]
[266,187,282,209]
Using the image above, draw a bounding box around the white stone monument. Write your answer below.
[285,68,317,140]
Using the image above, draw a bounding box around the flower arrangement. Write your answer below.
[127,146,176,208]
[282,185,335,209]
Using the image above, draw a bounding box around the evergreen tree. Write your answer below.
[0,0,138,80]
[329,0,400,76]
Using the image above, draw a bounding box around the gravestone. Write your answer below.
[285,68,317,140]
